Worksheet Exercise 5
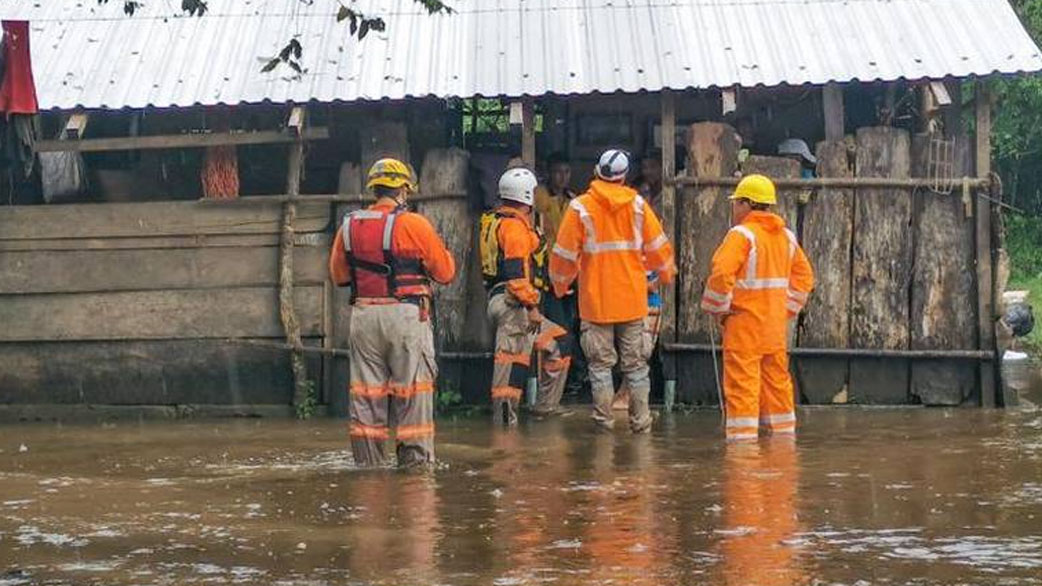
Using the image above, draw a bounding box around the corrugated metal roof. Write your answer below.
[4,0,1041,110]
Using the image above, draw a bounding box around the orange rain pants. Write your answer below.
[702,211,814,441]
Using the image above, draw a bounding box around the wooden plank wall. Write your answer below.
[0,200,331,405]
[677,123,985,406]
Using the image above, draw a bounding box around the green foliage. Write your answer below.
[436,383,462,413]
[1006,213,1042,280]
[1008,273,1042,353]
[994,1,1042,214]
[295,380,319,420]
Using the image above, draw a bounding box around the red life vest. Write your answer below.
[343,207,432,302]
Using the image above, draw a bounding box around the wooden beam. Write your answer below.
[975,81,996,407]
[34,127,331,153]
[659,89,678,404]
[823,83,845,140]
[63,113,89,140]
[522,99,536,168]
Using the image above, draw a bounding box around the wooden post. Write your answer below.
[280,106,310,412]
[798,141,853,403]
[659,89,678,392]
[850,127,913,404]
[522,99,536,169]
[823,83,844,141]
[975,82,997,407]
[677,122,740,404]
[910,134,976,405]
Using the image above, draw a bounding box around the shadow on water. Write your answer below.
[2,407,1042,585]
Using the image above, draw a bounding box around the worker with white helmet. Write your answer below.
[480,167,573,425]
[549,149,676,433]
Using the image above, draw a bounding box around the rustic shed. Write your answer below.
[0,0,1039,418]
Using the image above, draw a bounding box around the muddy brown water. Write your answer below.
[2,407,1042,585]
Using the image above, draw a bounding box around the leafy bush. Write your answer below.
[1005,213,1042,280]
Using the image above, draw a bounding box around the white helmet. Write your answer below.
[595,149,630,182]
[778,138,817,165]
[498,167,538,206]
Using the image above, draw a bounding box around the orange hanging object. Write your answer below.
[201,145,240,199]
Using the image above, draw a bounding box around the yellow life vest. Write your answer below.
[479,210,550,291]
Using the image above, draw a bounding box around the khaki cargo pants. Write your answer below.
[612,307,661,409]
[488,293,571,425]
[348,301,437,468]
[581,319,653,433]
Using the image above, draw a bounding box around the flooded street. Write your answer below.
[2,407,1042,585]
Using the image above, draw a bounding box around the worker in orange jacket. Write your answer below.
[549,149,676,433]
[482,168,572,425]
[701,174,814,441]
[329,158,456,467]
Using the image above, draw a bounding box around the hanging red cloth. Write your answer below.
[0,21,38,115]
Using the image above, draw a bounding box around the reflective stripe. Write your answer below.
[731,225,758,282]
[703,288,732,303]
[396,423,435,440]
[788,290,809,302]
[552,243,578,262]
[495,352,531,366]
[770,427,796,436]
[343,215,353,252]
[727,432,758,441]
[760,412,796,424]
[586,240,640,253]
[390,380,435,398]
[570,199,598,246]
[551,273,572,284]
[784,228,798,259]
[644,233,669,252]
[350,382,390,398]
[632,196,645,251]
[726,416,759,428]
[701,300,731,314]
[786,300,803,313]
[736,277,790,290]
[571,196,646,256]
[491,386,523,400]
[350,423,390,440]
[381,212,397,251]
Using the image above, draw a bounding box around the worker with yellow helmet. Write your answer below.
[329,158,456,467]
[700,174,814,442]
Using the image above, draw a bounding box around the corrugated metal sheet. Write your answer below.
[4,0,1041,110]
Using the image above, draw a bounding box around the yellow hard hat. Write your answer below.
[730,173,776,205]
[366,158,417,192]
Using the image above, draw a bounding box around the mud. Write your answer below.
[2,407,1042,585]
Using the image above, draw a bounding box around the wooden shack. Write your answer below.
[0,0,1039,418]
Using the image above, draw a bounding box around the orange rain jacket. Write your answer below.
[701,211,814,353]
[549,179,676,324]
[329,201,456,288]
[494,205,542,308]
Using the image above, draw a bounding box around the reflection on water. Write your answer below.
[2,407,1042,585]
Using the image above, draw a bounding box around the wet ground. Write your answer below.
[2,407,1042,586]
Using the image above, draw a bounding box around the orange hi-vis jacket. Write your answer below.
[701,211,814,353]
[494,205,542,308]
[329,201,456,290]
[549,179,676,324]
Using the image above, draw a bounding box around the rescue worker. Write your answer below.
[329,158,456,467]
[481,168,572,425]
[549,149,676,433]
[700,174,814,441]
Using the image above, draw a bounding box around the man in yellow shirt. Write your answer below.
[533,152,584,397]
